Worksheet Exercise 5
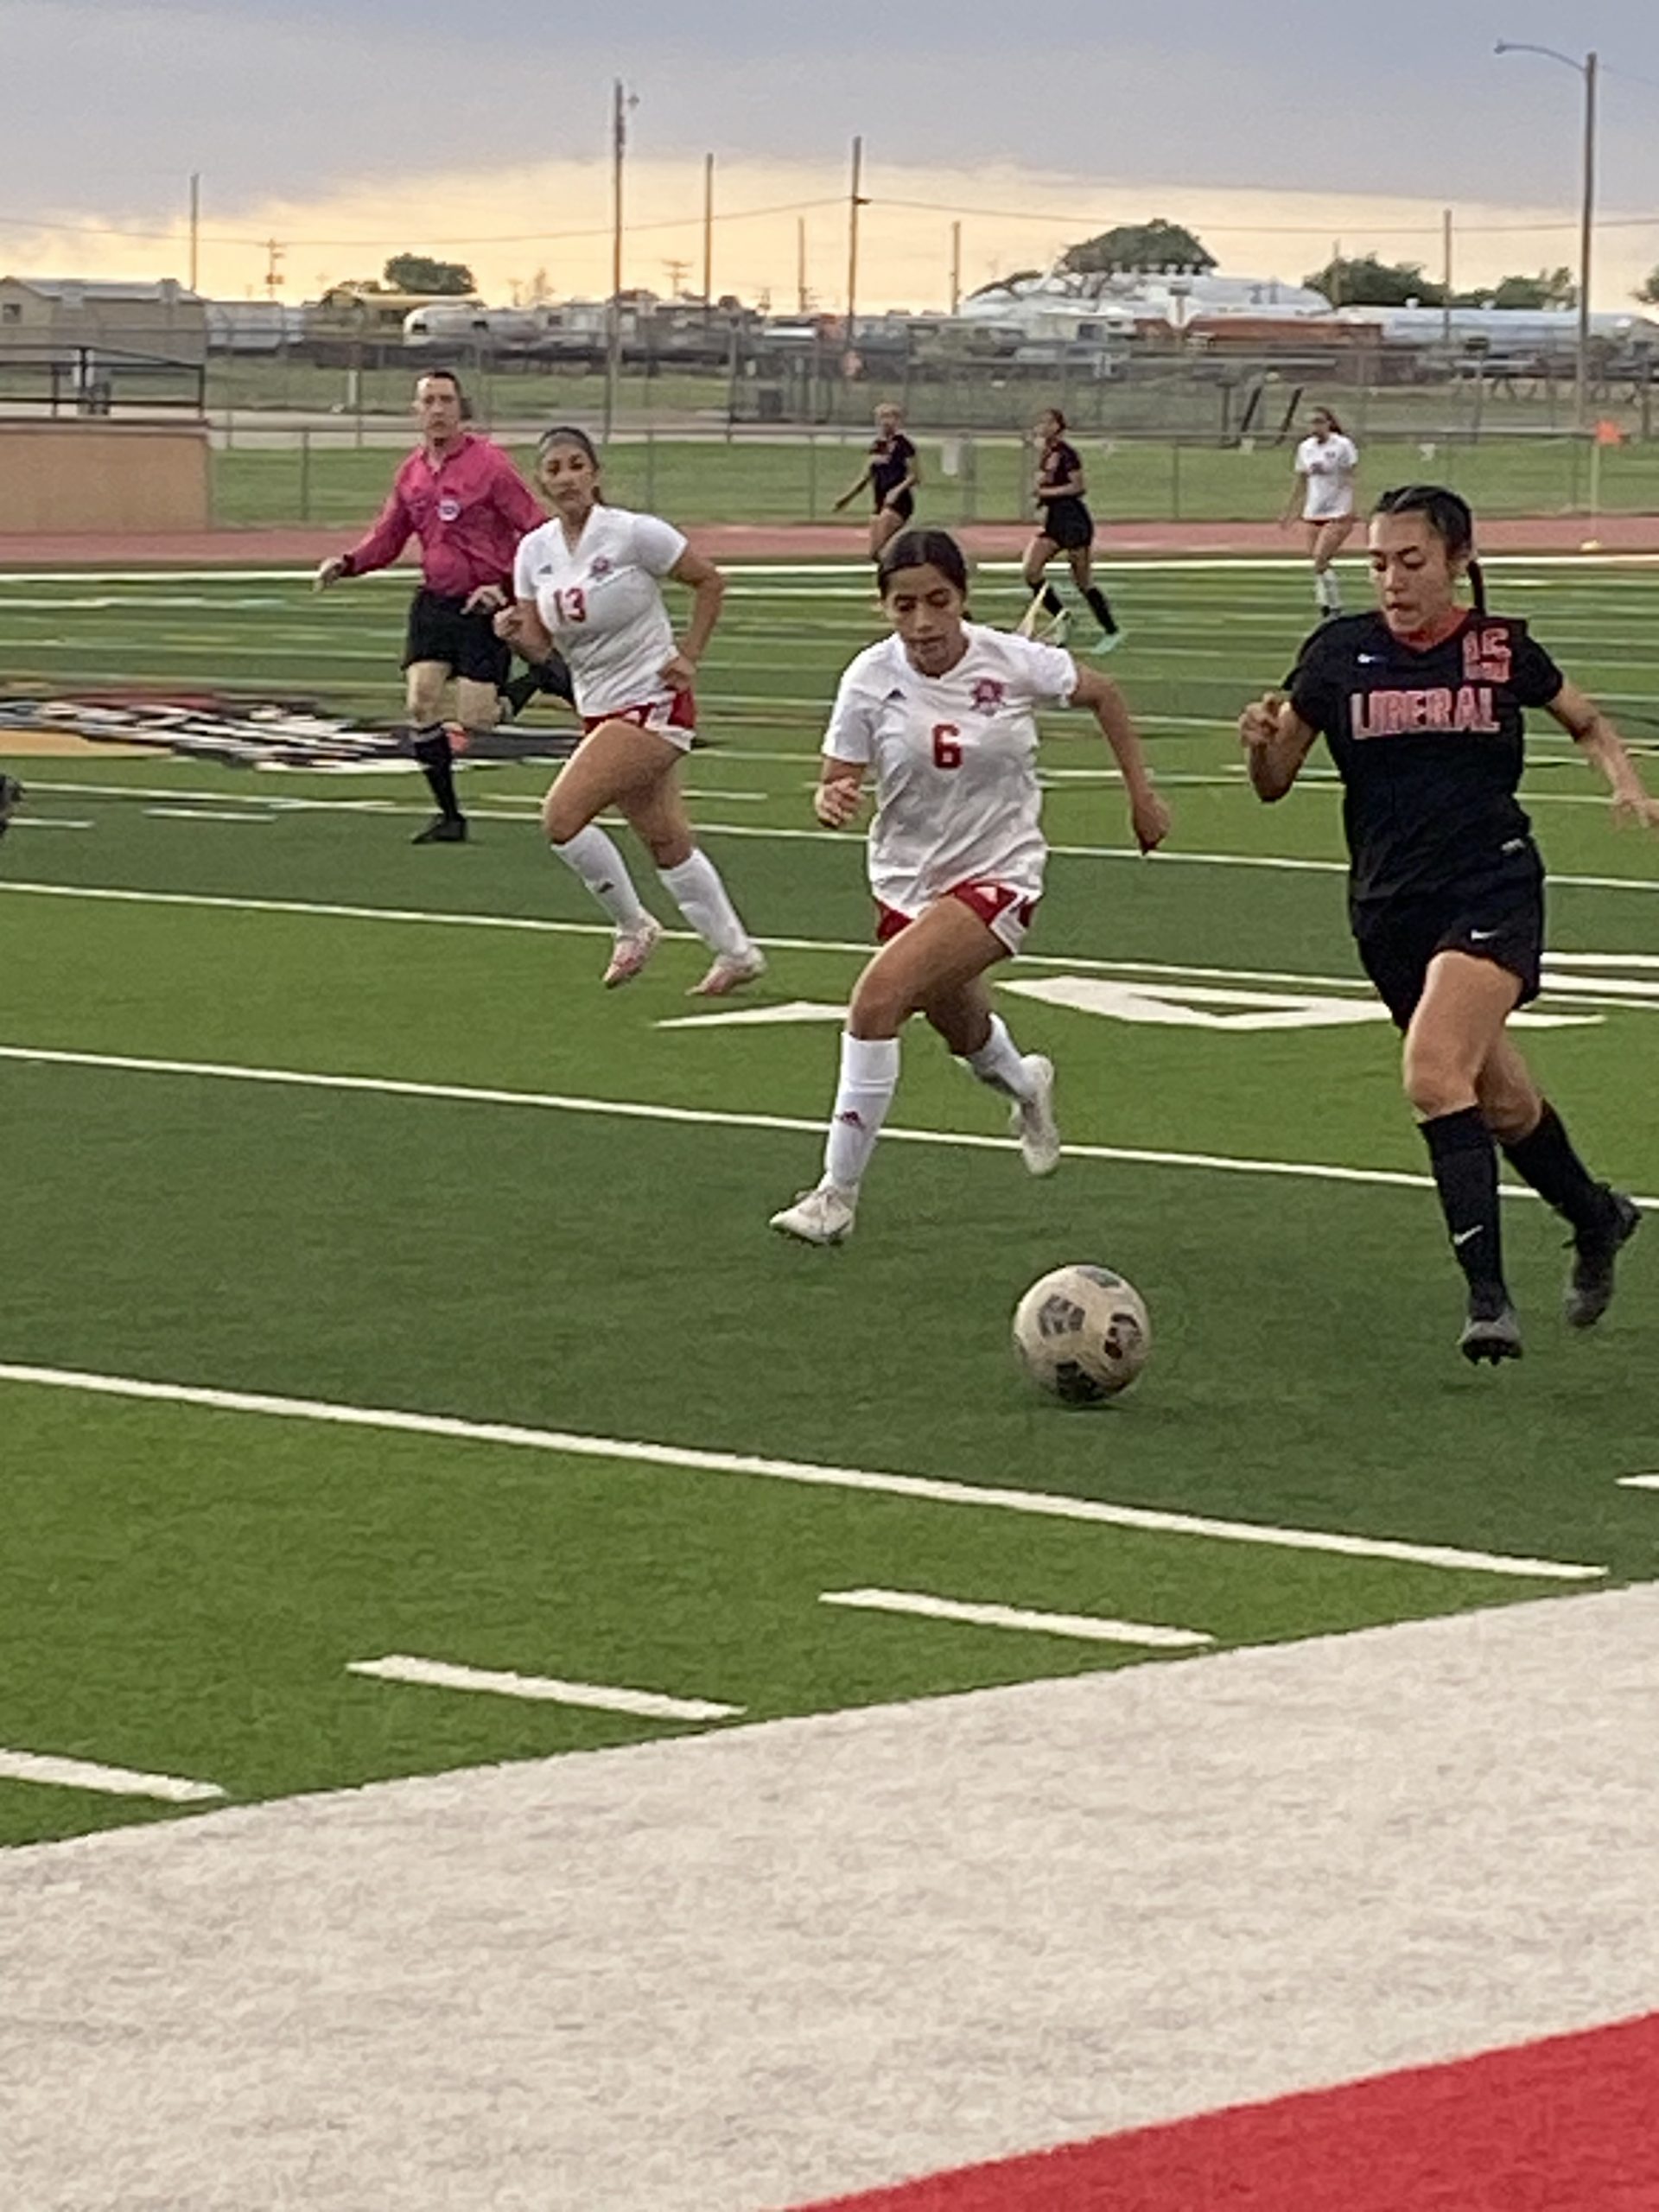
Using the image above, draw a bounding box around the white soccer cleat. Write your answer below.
[1010,1054,1061,1175]
[688,944,769,998]
[769,1183,857,1245]
[1037,608,1070,647]
[601,915,663,988]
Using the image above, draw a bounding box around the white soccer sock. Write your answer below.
[963,1014,1036,1101]
[1315,568,1342,612]
[658,847,753,958]
[550,826,649,929]
[823,1033,901,1192]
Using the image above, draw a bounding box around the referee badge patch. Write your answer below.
[436,496,461,523]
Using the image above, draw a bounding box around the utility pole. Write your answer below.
[263,238,284,302]
[844,136,867,359]
[188,174,200,294]
[1442,207,1453,349]
[798,218,809,314]
[702,152,715,310]
[950,220,961,315]
[1495,41,1599,428]
[604,79,636,443]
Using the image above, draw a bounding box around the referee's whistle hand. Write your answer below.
[314,557,347,592]
[463,585,506,614]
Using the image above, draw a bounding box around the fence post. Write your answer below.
[299,428,311,523]
[806,430,818,521]
[644,425,657,512]
[961,433,976,524]
[1170,439,1182,523]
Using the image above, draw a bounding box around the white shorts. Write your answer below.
[876,879,1039,957]
[580,690,697,753]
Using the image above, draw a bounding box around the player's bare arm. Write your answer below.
[664,550,727,688]
[1240,691,1318,802]
[1071,664,1169,852]
[834,463,873,512]
[813,758,867,828]
[495,596,554,663]
[1545,681,1659,831]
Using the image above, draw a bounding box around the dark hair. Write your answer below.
[1311,404,1345,435]
[537,423,601,468]
[1041,406,1067,435]
[876,528,970,599]
[1372,483,1486,614]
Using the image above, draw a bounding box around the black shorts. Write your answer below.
[1038,497,1093,551]
[403,588,512,689]
[1354,871,1545,1030]
[874,486,915,522]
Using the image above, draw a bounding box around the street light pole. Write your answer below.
[1495,41,1599,428]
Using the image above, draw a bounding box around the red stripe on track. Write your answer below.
[798,2011,1659,2212]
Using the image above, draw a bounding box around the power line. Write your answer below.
[875,192,1659,238]
[0,194,844,252]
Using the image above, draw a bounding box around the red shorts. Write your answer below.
[876,880,1038,956]
[581,690,696,753]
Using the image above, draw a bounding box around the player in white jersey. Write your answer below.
[1281,406,1359,619]
[496,425,765,995]
[770,528,1170,1246]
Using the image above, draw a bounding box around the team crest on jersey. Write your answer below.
[969,677,1007,714]
[1464,626,1512,685]
[588,555,613,577]
[436,497,461,523]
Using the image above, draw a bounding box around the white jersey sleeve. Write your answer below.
[822,651,883,763]
[1000,633,1079,709]
[628,512,689,577]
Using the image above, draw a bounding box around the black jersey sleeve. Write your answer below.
[1285,626,1344,736]
[1508,626,1567,709]
[893,435,916,467]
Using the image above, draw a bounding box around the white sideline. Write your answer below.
[346,1656,742,1723]
[0,1749,225,1803]
[819,1590,1213,1649]
[0,1363,1605,1581]
[4,1040,1656,1213]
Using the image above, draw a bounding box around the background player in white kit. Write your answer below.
[1281,406,1359,619]
[771,529,1169,1245]
[498,425,765,995]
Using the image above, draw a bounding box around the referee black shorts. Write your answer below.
[403,588,512,690]
[1038,497,1094,551]
[1354,867,1545,1031]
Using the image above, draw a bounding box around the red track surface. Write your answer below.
[801,2012,1659,2212]
[3,515,1659,566]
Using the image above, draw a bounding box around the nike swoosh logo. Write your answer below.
[1453,1227,1484,1247]
[1469,930,1497,942]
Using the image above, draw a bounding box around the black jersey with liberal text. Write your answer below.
[1287,611,1564,911]
[1038,438,1083,493]
[869,432,917,504]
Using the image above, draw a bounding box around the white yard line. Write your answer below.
[2,880,1656,1017]
[819,1590,1213,1649]
[1617,1474,1659,1491]
[3,1041,1654,1215]
[346,1656,741,1722]
[0,1749,225,1803]
[0,1363,1605,1580]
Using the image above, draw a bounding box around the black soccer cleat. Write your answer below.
[1565,1191,1642,1330]
[1459,1291,1524,1366]
[410,813,467,844]
[0,773,22,840]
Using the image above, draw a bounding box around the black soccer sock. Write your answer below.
[410,722,462,822]
[1421,1107,1508,1303]
[1083,583,1118,633]
[1038,583,1065,617]
[1503,1103,1614,1236]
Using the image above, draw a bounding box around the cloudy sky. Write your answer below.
[5,0,1659,307]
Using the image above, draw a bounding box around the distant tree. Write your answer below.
[1306,256,1446,308]
[383,255,476,296]
[1637,267,1659,307]
[966,271,1043,299]
[1488,266,1578,310]
[1064,220,1215,275]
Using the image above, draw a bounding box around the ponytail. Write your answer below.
[1373,483,1484,613]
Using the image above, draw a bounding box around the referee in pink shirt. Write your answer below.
[316,368,550,842]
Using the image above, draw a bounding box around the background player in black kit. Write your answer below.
[835,402,921,561]
[1239,484,1659,1363]
[1019,409,1120,651]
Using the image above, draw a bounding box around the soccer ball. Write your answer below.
[1012,1263,1151,1404]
